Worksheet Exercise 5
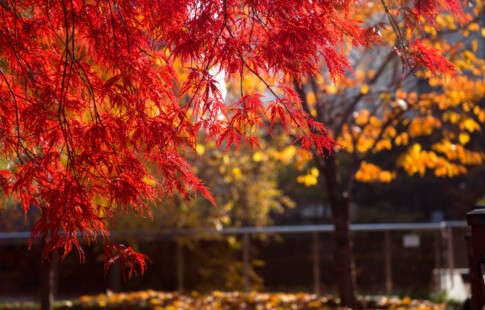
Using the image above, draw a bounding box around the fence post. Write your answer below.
[384,230,392,295]
[243,233,250,291]
[446,227,455,287]
[434,230,441,274]
[109,260,121,292]
[313,231,320,295]
[466,204,485,310]
[177,241,184,293]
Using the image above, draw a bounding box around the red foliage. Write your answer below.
[0,0,462,276]
[104,243,149,279]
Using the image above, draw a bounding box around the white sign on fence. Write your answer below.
[403,234,420,248]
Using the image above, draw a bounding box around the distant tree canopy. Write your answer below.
[287,1,484,306]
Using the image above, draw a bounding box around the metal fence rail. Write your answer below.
[0,220,467,240]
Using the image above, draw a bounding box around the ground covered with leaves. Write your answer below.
[0,290,458,309]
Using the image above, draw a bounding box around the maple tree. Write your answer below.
[289,1,485,307]
[0,0,466,298]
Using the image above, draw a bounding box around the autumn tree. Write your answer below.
[291,1,485,307]
[0,0,465,294]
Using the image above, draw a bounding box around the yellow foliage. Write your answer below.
[468,23,480,32]
[195,144,205,155]
[369,116,381,127]
[463,50,477,62]
[73,290,449,309]
[275,146,297,163]
[461,118,480,133]
[432,140,485,165]
[232,167,242,179]
[297,174,318,186]
[338,130,354,153]
[442,111,461,124]
[355,161,395,183]
[252,152,264,162]
[356,135,374,153]
[395,132,409,146]
[380,92,391,102]
[143,175,156,187]
[354,109,369,126]
[402,296,411,305]
[310,167,319,177]
[384,127,397,139]
[458,132,470,145]
[397,142,479,178]
[408,116,441,137]
[326,84,337,94]
[375,139,392,151]
[306,92,317,105]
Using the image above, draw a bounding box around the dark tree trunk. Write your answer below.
[40,253,54,310]
[293,78,357,307]
[321,156,357,309]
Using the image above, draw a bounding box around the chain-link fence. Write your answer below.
[0,222,469,301]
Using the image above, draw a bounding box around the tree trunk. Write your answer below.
[40,253,55,310]
[321,156,357,308]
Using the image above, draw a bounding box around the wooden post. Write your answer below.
[384,230,392,295]
[243,233,250,291]
[434,230,442,293]
[447,227,455,287]
[466,204,485,310]
[313,231,320,295]
[435,230,441,272]
[109,260,121,292]
[466,232,474,308]
[177,241,184,293]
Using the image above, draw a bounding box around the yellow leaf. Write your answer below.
[354,109,369,126]
[297,174,318,186]
[360,84,369,95]
[232,167,242,179]
[402,296,411,305]
[459,132,470,145]
[380,93,391,102]
[413,143,422,153]
[306,92,317,105]
[311,167,319,177]
[472,39,478,52]
[326,84,337,95]
[479,111,485,123]
[464,118,480,132]
[252,152,263,162]
[196,144,205,155]
[223,154,230,164]
[276,146,297,163]
[143,175,156,187]
[469,23,480,32]
[463,50,476,61]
